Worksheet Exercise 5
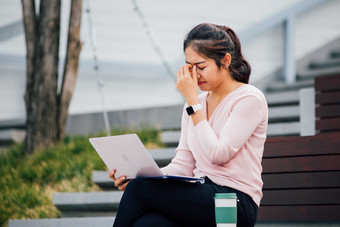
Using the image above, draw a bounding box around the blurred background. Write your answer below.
[1,0,340,139]
[1,1,340,226]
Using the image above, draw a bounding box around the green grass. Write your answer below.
[0,128,163,226]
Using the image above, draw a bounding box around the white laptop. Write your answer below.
[89,134,204,184]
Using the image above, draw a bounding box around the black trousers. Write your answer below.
[113,177,258,227]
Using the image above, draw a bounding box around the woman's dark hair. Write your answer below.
[184,23,251,83]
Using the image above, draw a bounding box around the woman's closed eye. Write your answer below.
[197,66,205,70]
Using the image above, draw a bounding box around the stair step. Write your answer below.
[0,119,25,129]
[266,79,314,92]
[309,58,340,70]
[92,171,115,190]
[8,217,115,227]
[93,148,176,189]
[8,218,339,227]
[330,49,340,58]
[53,191,123,216]
[267,122,300,137]
[161,131,180,146]
[0,129,25,144]
[297,68,340,80]
[268,106,299,123]
[265,90,299,107]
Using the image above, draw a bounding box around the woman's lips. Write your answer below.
[198,82,206,86]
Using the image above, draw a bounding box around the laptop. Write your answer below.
[89,134,204,184]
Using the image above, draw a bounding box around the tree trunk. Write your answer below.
[58,0,83,141]
[22,0,82,154]
[22,0,61,154]
[21,0,36,153]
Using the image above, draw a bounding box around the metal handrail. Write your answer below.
[238,0,330,84]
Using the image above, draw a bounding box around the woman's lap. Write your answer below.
[113,178,257,227]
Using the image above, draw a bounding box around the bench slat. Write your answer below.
[315,74,340,91]
[316,117,340,132]
[263,132,340,158]
[262,171,340,189]
[258,205,340,222]
[261,188,340,205]
[316,105,340,118]
[262,155,340,173]
[316,91,340,104]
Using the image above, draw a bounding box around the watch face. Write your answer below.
[186,106,195,115]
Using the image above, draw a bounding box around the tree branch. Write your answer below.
[58,0,83,140]
[21,0,36,111]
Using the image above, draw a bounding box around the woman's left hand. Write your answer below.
[176,64,199,105]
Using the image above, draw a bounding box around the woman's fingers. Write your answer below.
[118,180,131,191]
[114,176,126,187]
[109,169,129,191]
[183,65,190,78]
[192,65,198,83]
[109,169,116,180]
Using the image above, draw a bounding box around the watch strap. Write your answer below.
[186,104,202,115]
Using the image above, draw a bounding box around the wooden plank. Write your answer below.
[262,155,340,173]
[257,205,340,221]
[316,117,340,131]
[263,133,340,158]
[316,105,340,118]
[262,171,340,189]
[315,91,340,105]
[261,188,340,205]
[315,74,340,92]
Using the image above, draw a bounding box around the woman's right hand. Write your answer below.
[108,169,130,191]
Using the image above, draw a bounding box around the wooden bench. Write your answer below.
[315,74,340,133]
[258,74,340,223]
[258,132,340,222]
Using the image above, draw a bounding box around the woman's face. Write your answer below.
[184,45,227,92]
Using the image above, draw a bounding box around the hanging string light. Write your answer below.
[84,0,111,136]
[131,0,177,84]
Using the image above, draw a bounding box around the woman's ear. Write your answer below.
[222,53,231,68]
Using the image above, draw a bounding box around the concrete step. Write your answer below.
[330,48,340,58]
[9,217,115,227]
[160,130,180,146]
[309,57,340,70]
[8,217,340,227]
[0,128,25,145]
[161,131,180,146]
[267,121,300,137]
[265,90,299,107]
[297,68,340,80]
[268,106,299,123]
[0,119,25,129]
[266,79,314,93]
[52,191,123,217]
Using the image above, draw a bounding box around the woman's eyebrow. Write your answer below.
[185,60,206,65]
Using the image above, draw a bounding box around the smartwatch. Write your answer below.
[186,104,202,116]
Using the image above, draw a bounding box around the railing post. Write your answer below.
[300,88,316,136]
[283,15,296,84]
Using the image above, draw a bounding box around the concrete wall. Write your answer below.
[246,0,340,83]
[1,0,339,126]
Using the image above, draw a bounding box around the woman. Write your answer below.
[109,23,268,227]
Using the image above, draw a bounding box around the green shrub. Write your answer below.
[0,128,162,226]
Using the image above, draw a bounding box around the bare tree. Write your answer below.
[21,0,82,154]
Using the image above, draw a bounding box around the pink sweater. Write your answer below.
[161,84,268,206]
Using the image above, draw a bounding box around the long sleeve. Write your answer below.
[193,95,266,165]
[163,85,268,206]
